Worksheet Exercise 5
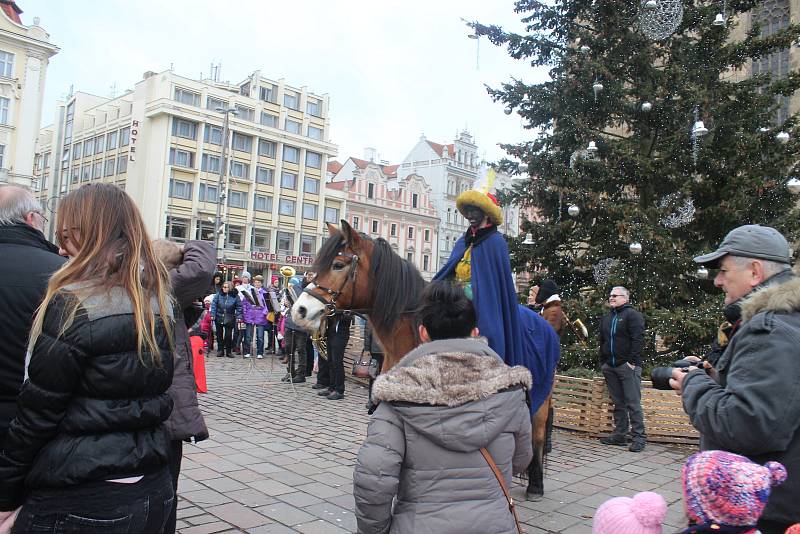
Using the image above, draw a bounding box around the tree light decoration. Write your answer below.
[629,242,643,255]
[568,204,580,217]
[639,0,683,41]
[696,266,709,279]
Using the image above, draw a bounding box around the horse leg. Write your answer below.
[526,396,551,501]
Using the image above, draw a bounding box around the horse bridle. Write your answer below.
[303,249,369,318]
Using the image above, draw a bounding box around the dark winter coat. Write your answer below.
[598,303,645,367]
[682,269,800,526]
[353,338,532,534]
[363,320,384,355]
[0,285,174,511]
[0,224,65,440]
[164,241,214,443]
[211,291,241,325]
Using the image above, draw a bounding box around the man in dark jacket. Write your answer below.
[598,286,646,452]
[0,185,65,440]
[673,225,800,532]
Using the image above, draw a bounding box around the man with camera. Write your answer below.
[598,286,646,452]
[671,224,800,532]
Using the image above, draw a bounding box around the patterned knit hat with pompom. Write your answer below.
[592,492,667,534]
[682,450,787,528]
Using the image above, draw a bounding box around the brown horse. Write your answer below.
[291,220,556,500]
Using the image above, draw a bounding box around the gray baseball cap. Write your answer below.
[694,224,792,267]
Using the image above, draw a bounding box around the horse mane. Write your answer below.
[312,231,345,274]
[369,237,426,332]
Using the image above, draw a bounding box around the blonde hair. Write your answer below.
[28,184,173,365]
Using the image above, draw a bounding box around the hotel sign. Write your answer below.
[250,251,315,266]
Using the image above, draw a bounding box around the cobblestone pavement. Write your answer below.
[177,356,693,533]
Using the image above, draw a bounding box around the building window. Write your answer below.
[166,216,189,242]
[283,145,299,164]
[204,124,222,145]
[197,220,214,242]
[117,155,128,173]
[306,99,321,117]
[367,183,375,199]
[258,138,276,157]
[73,142,82,160]
[228,190,246,208]
[260,112,278,127]
[283,91,299,110]
[169,179,193,200]
[424,228,431,241]
[304,177,319,194]
[107,130,118,149]
[277,231,293,253]
[172,118,198,140]
[753,0,791,123]
[306,151,322,169]
[254,194,273,212]
[300,234,317,255]
[259,84,276,103]
[226,225,244,250]
[0,51,13,77]
[174,87,200,106]
[408,226,414,239]
[229,161,249,180]
[84,137,94,157]
[285,119,301,134]
[407,252,413,263]
[70,166,78,183]
[279,198,296,216]
[201,154,221,173]
[92,162,102,179]
[447,208,451,223]
[231,132,253,152]
[0,96,10,125]
[95,135,105,152]
[256,166,273,184]
[308,125,323,140]
[198,183,218,202]
[412,193,419,208]
[234,105,255,122]
[252,229,270,251]
[81,166,90,182]
[281,171,297,189]
[390,223,397,237]
[104,159,115,176]
[324,206,339,223]
[169,148,195,168]
[423,254,430,271]
[371,220,379,233]
[302,202,317,219]
[352,216,359,230]
[120,127,130,146]
[206,96,227,111]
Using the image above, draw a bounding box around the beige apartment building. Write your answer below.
[0,2,57,185]
[34,69,344,280]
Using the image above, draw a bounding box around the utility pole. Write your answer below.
[214,107,237,265]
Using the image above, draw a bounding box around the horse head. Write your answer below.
[291,220,373,331]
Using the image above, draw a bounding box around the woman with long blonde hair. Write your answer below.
[0,183,176,533]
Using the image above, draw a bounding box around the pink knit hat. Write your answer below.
[682,451,787,528]
[593,492,667,534]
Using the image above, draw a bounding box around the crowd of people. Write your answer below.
[0,180,798,533]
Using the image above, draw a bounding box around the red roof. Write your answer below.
[325,180,345,190]
[382,165,398,177]
[426,141,455,158]
[0,1,21,24]
[327,160,343,174]
[348,157,397,176]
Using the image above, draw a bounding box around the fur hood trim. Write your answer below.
[371,351,531,407]
[740,269,800,323]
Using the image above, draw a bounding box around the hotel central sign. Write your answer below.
[250,251,314,266]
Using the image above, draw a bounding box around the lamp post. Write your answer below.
[214,107,237,264]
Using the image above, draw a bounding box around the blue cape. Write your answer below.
[517,305,561,416]
[434,230,523,367]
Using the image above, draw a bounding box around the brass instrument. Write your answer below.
[280,265,298,305]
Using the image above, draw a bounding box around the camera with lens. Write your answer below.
[650,359,707,390]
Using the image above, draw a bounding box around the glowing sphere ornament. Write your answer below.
[629,242,643,255]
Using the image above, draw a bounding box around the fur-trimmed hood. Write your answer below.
[370,338,532,453]
[741,268,800,323]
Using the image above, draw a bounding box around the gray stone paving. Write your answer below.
[178,356,694,533]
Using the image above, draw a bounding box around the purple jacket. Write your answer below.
[240,287,269,325]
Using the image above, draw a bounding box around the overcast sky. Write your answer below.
[24,0,548,165]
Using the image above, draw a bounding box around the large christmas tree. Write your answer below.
[473,0,800,370]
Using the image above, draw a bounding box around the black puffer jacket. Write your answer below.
[0,224,65,438]
[598,304,645,367]
[0,285,174,511]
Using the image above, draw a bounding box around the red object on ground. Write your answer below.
[190,335,207,393]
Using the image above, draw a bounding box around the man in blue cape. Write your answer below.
[433,188,524,366]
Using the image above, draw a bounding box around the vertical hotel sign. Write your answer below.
[129,120,140,161]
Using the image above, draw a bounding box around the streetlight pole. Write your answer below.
[214,107,237,266]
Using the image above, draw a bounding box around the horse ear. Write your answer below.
[326,222,339,237]
[340,219,361,248]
